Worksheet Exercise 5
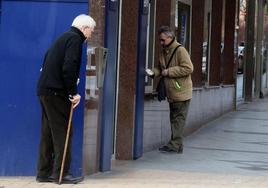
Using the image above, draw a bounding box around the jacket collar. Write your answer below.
[163,39,181,54]
[70,26,86,42]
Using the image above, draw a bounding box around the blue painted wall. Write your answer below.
[0,0,88,175]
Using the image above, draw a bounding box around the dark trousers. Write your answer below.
[167,100,190,150]
[37,95,72,178]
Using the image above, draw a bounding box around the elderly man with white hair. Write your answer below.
[36,14,96,184]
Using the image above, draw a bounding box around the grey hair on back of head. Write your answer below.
[158,26,175,38]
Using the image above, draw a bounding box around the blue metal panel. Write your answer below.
[133,0,148,159]
[0,0,88,175]
[99,0,118,172]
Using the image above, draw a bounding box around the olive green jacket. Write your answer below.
[153,40,193,102]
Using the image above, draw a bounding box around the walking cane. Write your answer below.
[58,103,74,184]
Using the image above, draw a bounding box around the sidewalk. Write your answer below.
[1,97,268,188]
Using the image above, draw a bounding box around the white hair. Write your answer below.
[72,14,96,29]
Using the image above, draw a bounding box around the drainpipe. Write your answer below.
[234,0,240,110]
[244,0,256,102]
[255,0,265,98]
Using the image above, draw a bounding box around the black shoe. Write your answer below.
[159,145,173,153]
[36,176,54,183]
[177,145,183,154]
[59,174,84,184]
[159,145,183,154]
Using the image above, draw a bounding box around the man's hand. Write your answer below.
[69,94,81,108]
[161,69,168,76]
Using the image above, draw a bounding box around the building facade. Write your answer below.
[1,0,268,176]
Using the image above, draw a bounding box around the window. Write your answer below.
[202,0,211,84]
[145,0,156,93]
[175,1,191,51]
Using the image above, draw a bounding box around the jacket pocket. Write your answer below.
[168,79,182,90]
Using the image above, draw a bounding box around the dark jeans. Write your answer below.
[167,100,190,150]
[37,95,72,178]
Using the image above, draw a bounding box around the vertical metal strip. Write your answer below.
[113,0,122,159]
[99,0,119,171]
[133,0,148,159]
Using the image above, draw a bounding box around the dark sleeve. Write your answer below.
[41,51,49,70]
[62,37,82,95]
